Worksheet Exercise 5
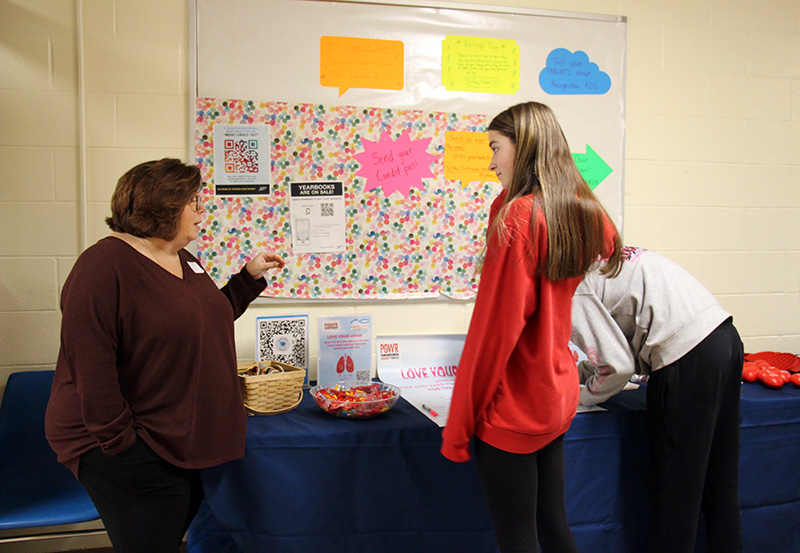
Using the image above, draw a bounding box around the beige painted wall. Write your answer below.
[2,0,799,399]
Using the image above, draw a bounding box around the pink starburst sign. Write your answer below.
[354,131,437,197]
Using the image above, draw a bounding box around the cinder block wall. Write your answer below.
[2,0,799,398]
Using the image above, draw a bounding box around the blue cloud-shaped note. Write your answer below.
[539,48,611,95]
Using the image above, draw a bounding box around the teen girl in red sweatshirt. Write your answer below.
[441,102,621,553]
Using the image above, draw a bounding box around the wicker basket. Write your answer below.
[237,361,305,415]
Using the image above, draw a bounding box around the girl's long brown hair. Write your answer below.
[487,102,621,280]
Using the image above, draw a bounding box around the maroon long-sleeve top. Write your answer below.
[45,236,266,477]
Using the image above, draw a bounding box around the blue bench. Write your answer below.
[0,370,103,544]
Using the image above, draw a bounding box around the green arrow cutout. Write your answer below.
[572,144,612,190]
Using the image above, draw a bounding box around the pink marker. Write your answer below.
[422,404,438,417]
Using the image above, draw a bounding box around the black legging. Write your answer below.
[474,434,578,553]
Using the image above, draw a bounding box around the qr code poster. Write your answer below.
[256,315,309,385]
[289,181,346,254]
[212,124,271,196]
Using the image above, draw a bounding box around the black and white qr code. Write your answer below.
[257,317,307,369]
[355,369,371,381]
[320,202,334,217]
[223,139,259,174]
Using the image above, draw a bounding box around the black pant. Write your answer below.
[475,434,578,553]
[646,318,743,553]
[78,438,204,553]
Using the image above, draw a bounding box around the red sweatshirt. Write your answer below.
[45,236,266,476]
[441,192,599,462]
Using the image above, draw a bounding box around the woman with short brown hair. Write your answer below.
[46,158,285,553]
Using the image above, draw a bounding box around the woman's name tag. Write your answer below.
[187,261,205,274]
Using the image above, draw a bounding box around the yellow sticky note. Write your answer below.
[442,36,520,95]
[444,131,499,187]
[320,36,404,96]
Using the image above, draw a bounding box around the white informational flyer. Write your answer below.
[212,124,271,196]
[317,315,372,385]
[256,315,309,386]
[376,334,466,427]
[376,336,604,423]
[289,181,346,253]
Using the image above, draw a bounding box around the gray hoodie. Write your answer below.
[571,247,731,406]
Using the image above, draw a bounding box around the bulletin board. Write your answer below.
[190,0,626,300]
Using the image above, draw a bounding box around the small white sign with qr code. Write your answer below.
[289,181,346,254]
[256,315,309,385]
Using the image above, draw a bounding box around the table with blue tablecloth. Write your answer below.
[186,383,800,553]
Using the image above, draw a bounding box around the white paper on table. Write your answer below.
[376,334,465,427]
[577,402,606,413]
[576,381,641,413]
[318,315,372,385]
[256,314,309,386]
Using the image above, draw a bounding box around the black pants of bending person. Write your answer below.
[78,438,204,553]
[646,317,744,553]
[475,434,578,553]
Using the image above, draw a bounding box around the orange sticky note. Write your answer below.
[444,131,499,187]
[320,36,404,96]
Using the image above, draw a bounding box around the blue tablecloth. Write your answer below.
[187,383,800,553]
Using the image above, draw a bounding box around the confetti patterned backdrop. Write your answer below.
[195,98,500,300]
